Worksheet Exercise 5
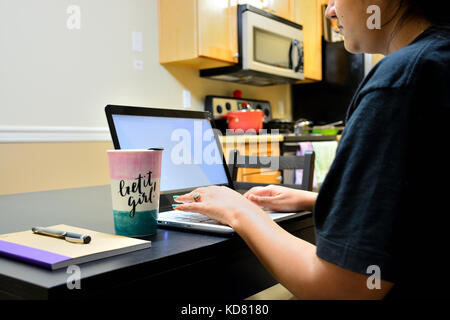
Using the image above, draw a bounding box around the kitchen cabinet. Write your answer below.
[292,0,327,81]
[158,0,238,69]
[158,0,325,81]
[242,0,293,21]
[267,0,293,20]
[220,135,283,185]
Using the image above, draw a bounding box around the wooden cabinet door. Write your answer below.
[238,0,293,21]
[293,0,324,81]
[240,141,281,184]
[158,0,237,68]
[221,136,282,185]
[158,0,197,64]
[198,0,238,63]
[268,0,293,21]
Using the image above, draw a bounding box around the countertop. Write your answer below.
[219,133,337,144]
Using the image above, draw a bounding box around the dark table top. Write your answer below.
[0,185,313,300]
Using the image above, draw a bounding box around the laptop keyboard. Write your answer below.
[159,210,221,225]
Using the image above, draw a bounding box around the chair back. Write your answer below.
[228,149,315,191]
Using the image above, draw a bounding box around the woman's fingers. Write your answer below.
[243,186,275,198]
[174,189,202,203]
[243,187,263,198]
[248,193,281,206]
[173,201,206,213]
[173,201,227,225]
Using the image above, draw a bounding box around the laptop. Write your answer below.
[105,104,307,235]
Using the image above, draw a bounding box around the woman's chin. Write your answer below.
[343,39,363,54]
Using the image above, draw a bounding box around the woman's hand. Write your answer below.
[243,185,317,213]
[173,186,266,227]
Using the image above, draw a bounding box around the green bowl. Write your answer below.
[311,129,339,136]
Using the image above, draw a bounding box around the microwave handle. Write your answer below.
[289,40,302,73]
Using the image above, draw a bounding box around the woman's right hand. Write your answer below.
[243,185,317,213]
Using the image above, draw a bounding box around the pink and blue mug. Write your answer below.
[107,149,163,237]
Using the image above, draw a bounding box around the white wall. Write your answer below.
[0,0,291,141]
[0,0,292,194]
[2,0,160,128]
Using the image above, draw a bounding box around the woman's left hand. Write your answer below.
[173,186,265,227]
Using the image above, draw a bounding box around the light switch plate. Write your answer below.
[132,32,143,52]
[183,90,192,108]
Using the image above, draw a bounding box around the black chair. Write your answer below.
[227,149,315,192]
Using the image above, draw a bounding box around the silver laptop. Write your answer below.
[105,105,306,235]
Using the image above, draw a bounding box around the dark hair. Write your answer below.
[403,0,450,25]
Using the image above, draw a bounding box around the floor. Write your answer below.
[245,283,297,300]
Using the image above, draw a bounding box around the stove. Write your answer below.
[205,95,272,134]
[204,95,339,140]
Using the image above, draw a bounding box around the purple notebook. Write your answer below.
[0,240,71,270]
[0,225,151,270]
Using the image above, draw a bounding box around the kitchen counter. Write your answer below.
[218,133,338,144]
[217,133,339,189]
[282,133,338,142]
[219,134,284,144]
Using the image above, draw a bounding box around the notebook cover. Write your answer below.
[0,224,151,270]
[0,240,71,269]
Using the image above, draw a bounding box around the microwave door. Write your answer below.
[242,10,304,80]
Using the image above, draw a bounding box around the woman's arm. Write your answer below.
[232,205,393,299]
[175,187,393,299]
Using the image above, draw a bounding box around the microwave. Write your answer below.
[200,4,304,86]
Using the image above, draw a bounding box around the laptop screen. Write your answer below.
[111,113,229,192]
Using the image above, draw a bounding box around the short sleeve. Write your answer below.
[313,87,412,282]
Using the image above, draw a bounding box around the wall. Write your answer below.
[0,0,291,195]
[372,54,385,66]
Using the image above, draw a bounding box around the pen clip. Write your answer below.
[32,227,66,238]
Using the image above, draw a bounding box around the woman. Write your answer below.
[175,0,450,299]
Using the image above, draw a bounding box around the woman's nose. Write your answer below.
[325,0,337,19]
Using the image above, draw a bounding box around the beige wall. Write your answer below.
[372,54,385,66]
[0,0,291,195]
[0,142,113,195]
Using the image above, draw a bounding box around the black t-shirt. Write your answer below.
[313,26,450,299]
